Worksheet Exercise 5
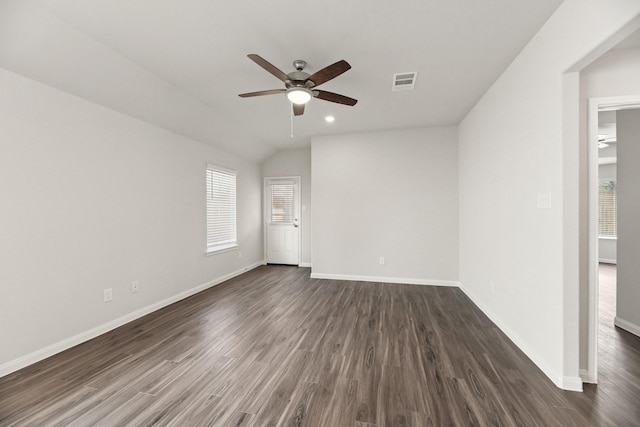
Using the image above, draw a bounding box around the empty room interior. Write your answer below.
[2,1,640,425]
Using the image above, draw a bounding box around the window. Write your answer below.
[206,165,237,253]
[270,183,295,223]
[598,180,616,238]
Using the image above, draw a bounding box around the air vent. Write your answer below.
[392,71,418,91]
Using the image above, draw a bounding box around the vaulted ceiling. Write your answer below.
[1,0,566,162]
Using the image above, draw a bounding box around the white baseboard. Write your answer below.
[614,316,640,337]
[0,261,263,378]
[599,258,617,264]
[580,368,596,384]
[310,272,460,287]
[458,283,582,392]
[299,262,312,268]
[561,376,584,392]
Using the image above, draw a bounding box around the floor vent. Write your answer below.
[392,71,418,91]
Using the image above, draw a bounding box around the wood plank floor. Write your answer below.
[1,265,639,426]
[564,263,640,427]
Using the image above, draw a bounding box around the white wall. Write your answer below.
[0,68,263,374]
[261,148,312,266]
[581,49,640,97]
[616,109,640,336]
[311,127,458,284]
[598,161,617,180]
[459,0,640,390]
[599,238,617,263]
[579,47,640,370]
[0,0,275,162]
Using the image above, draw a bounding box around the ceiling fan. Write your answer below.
[238,54,358,116]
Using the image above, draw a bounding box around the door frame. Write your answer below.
[263,176,301,266]
[586,95,640,384]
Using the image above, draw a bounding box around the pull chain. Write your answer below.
[290,105,294,139]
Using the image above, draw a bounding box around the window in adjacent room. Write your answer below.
[206,165,237,254]
[598,180,616,238]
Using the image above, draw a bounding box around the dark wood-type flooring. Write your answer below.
[580,263,640,426]
[1,265,639,426]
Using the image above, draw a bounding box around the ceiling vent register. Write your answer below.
[392,71,418,91]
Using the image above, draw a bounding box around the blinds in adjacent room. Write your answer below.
[270,183,295,223]
[598,180,616,238]
[206,165,237,252]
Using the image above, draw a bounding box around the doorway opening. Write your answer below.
[586,97,640,383]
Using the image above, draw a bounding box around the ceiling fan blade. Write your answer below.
[307,60,351,87]
[314,90,358,106]
[247,54,289,82]
[238,89,285,98]
[293,103,305,116]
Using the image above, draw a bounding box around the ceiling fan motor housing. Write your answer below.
[285,71,314,89]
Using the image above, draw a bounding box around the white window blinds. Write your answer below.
[206,165,237,252]
[270,183,295,223]
[598,180,616,238]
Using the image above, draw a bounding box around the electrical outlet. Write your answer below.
[379,256,385,265]
[490,282,495,293]
[131,281,139,293]
[103,288,113,302]
[237,251,242,259]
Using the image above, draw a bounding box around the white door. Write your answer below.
[265,177,300,265]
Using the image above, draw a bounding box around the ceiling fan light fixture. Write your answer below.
[286,87,312,104]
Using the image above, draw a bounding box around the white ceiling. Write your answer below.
[0,0,566,162]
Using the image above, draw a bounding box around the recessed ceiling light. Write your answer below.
[325,116,335,123]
